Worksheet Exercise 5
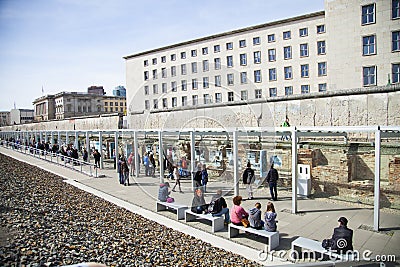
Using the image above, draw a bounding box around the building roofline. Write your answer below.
[123,11,325,60]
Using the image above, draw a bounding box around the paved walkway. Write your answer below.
[1,146,399,266]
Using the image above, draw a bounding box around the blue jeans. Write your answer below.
[212,208,230,223]
[269,182,277,200]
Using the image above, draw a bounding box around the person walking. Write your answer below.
[143,152,149,176]
[123,160,130,186]
[193,164,202,189]
[127,152,135,177]
[171,166,183,193]
[201,164,209,193]
[266,163,279,201]
[93,149,101,168]
[242,162,255,200]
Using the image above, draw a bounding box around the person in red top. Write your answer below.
[230,196,249,226]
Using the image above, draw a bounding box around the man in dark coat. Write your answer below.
[242,162,255,199]
[266,163,279,201]
[330,217,354,253]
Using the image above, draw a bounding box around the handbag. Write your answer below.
[166,197,174,203]
[322,239,332,249]
[235,209,249,228]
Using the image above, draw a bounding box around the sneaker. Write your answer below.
[172,189,176,192]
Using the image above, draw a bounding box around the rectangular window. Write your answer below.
[182,96,187,106]
[192,79,198,90]
[362,4,375,25]
[171,54,176,61]
[268,49,276,61]
[162,98,167,109]
[171,81,177,92]
[317,24,325,34]
[299,28,308,37]
[162,83,167,93]
[161,56,166,63]
[191,62,198,73]
[318,83,327,92]
[239,39,246,47]
[363,66,376,86]
[161,68,167,78]
[227,73,234,85]
[152,58,157,65]
[203,94,212,104]
[318,62,327,76]
[181,80,187,91]
[171,66,176,77]
[153,99,158,109]
[153,84,158,94]
[240,72,247,84]
[226,42,233,50]
[269,87,277,97]
[240,53,247,65]
[202,47,208,55]
[144,86,149,95]
[203,77,209,88]
[392,63,400,83]
[241,90,248,101]
[152,69,157,79]
[254,51,261,64]
[192,95,198,106]
[254,70,262,83]
[301,85,310,94]
[214,58,221,70]
[301,64,309,78]
[284,66,292,79]
[300,43,309,57]
[145,100,150,110]
[285,86,293,96]
[393,0,400,19]
[253,37,260,45]
[228,92,234,101]
[215,93,222,103]
[203,60,209,72]
[392,31,400,51]
[284,46,292,59]
[317,41,326,55]
[181,64,187,75]
[363,35,376,55]
[214,45,220,53]
[255,89,262,99]
[268,34,275,42]
[144,71,149,81]
[227,56,233,67]
[181,52,186,59]
[283,31,291,40]
[215,75,221,87]
[172,97,177,107]
[144,60,148,67]
[191,49,197,57]
[269,68,277,81]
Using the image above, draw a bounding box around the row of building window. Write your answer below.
[144,30,400,81]
[362,1,399,25]
[144,84,327,110]
[104,102,127,106]
[144,63,327,95]
[104,107,125,112]
[144,25,326,67]
[363,63,400,86]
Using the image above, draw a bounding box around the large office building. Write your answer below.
[10,109,34,125]
[124,0,400,129]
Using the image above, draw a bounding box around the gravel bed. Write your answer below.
[0,154,261,267]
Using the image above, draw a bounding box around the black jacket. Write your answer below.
[331,225,353,253]
[242,167,254,184]
[266,168,279,183]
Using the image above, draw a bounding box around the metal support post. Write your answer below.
[158,131,164,183]
[374,128,381,231]
[291,128,298,214]
[233,130,239,196]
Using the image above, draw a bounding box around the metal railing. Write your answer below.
[0,141,98,178]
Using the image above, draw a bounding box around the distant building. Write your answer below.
[87,86,105,96]
[0,111,10,126]
[103,95,127,114]
[113,86,126,97]
[10,109,34,125]
[32,87,127,121]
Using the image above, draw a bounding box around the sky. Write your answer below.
[0,0,324,111]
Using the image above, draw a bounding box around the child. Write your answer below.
[264,202,277,232]
[249,202,264,230]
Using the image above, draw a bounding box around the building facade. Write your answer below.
[32,95,56,121]
[113,86,127,97]
[103,95,127,114]
[124,0,400,129]
[0,111,10,126]
[10,109,34,125]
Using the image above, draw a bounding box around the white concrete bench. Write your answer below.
[185,210,224,233]
[156,201,188,220]
[228,224,279,252]
[291,237,356,261]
